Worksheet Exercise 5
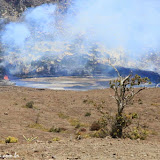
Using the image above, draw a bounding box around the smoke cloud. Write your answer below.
[1,0,160,75]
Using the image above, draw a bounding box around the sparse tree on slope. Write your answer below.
[109,62,150,138]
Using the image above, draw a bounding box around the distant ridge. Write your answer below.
[0,0,69,20]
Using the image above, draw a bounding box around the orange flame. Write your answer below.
[4,75,9,80]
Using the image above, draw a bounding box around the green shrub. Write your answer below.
[85,112,91,117]
[69,118,87,128]
[126,127,149,140]
[138,99,143,104]
[5,136,18,143]
[58,112,69,119]
[28,123,48,132]
[0,139,5,144]
[25,101,34,108]
[75,130,90,140]
[111,113,138,138]
[52,137,60,141]
[49,126,66,133]
[90,129,108,138]
[83,99,94,105]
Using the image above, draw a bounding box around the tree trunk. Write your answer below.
[111,113,123,138]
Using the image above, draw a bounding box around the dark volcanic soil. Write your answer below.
[0,86,160,159]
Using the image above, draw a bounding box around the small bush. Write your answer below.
[151,103,160,107]
[5,136,18,143]
[0,139,5,144]
[90,117,108,131]
[85,112,91,117]
[90,129,108,138]
[138,99,143,104]
[75,131,90,139]
[90,121,101,131]
[98,117,108,129]
[75,123,81,129]
[83,99,88,103]
[49,126,66,133]
[25,101,34,108]
[126,127,149,140]
[83,99,94,105]
[80,128,87,132]
[58,112,69,119]
[111,113,139,138]
[131,113,138,119]
[69,118,87,128]
[52,137,60,141]
[28,123,48,132]
[69,119,80,126]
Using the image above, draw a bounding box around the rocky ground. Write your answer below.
[0,0,70,20]
[0,86,160,159]
[0,0,54,19]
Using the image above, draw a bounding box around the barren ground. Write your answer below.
[0,86,160,160]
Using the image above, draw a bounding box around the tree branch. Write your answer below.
[108,59,121,78]
[126,87,145,104]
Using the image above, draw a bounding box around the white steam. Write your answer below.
[1,0,160,74]
[71,0,160,54]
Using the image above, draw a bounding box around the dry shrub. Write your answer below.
[90,121,101,131]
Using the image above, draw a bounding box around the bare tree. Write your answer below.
[108,61,149,138]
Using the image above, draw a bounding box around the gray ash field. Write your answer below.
[13,76,112,91]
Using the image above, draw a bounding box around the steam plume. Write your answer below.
[1,0,160,75]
